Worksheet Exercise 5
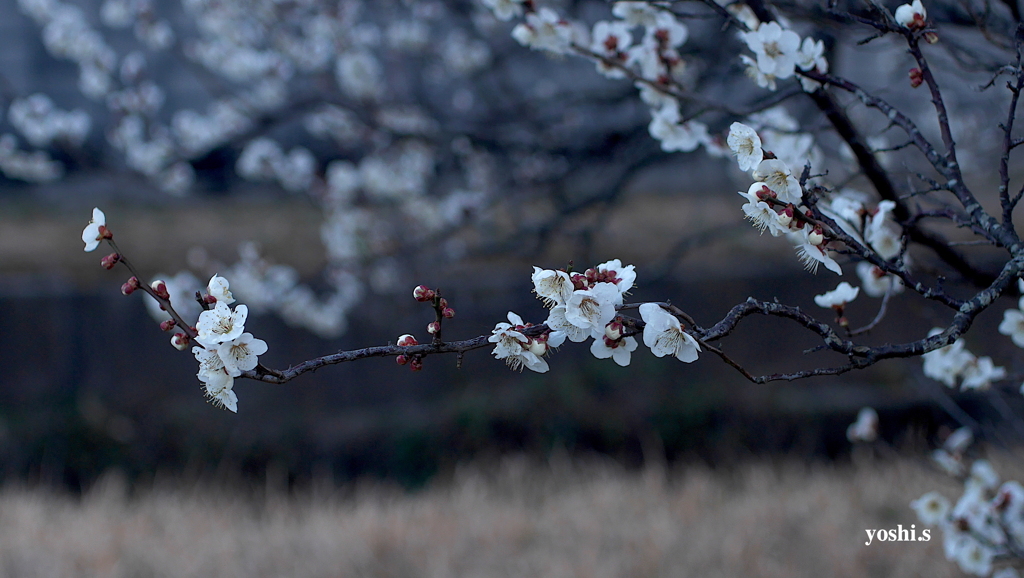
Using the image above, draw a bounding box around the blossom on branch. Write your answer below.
[196,301,248,347]
[218,332,268,377]
[82,207,107,252]
[564,282,620,336]
[532,267,574,307]
[894,0,927,30]
[482,0,525,21]
[511,8,573,55]
[814,282,859,309]
[207,274,235,305]
[639,303,700,363]
[591,334,638,367]
[752,159,801,204]
[727,122,763,172]
[741,22,800,80]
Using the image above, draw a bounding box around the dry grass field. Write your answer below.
[0,451,1013,578]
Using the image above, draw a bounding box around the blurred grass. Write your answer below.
[0,450,1010,578]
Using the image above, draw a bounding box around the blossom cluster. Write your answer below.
[191,275,268,413]
[923,328,1007,392]
[739,21,828,93]
[489,260,701,372]
[912,430,1024,577]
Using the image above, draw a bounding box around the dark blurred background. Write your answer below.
[2,0,1024,493]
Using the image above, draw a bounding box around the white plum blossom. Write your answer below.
[814,281,859,309]
[856,262,904,298]
[532,267,574,307]
[846,407,878,442]
[752,158,801,203]
[922,328,974,388]
[196,301,248,347]
[727,122,763,172]
[511,8,573,55]
[644,11,688,48]
[740,54,776,91]
[612,1,659,27]
[596,259,636,296]
[82,207,106,251]
[894,0,927,29]
[738,183,788,236]
[482,0,525,21]
[792,232,843,275]
[217,332,269,377]
[590,21,632,79]
[200,369,237,413]
[564,283,620,336]
[969,460,1000,491]
[795,37,828,92]
[545,304,591,343]
[591,335,638,367]
[489,311,528,359]
[960,356,1006,391]
[944,427,975,455]
[648,104,708,153]
[742,22,800,79]
[911,492,950,525]
[489,312,551,372]
[998,298,1024,347]
[639,302,701,363]
[207,274,235,305]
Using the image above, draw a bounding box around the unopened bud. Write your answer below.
[170,332,189,350]
[528,339,547,356]
[427,321,441,334]
[150,279,170,300]
[923,31,938,44]
[396,355,409,366]
[777,207,794,228]
[101,253,121,270]
[604,320,624,341]
[409,357,423,371]
[97,225,113,241]
[121,276,140,295]
[908,68,924,88]
[413,285,435,302]
[160,319,177,332]
[808,227,825,246]
[438,298,448,309]
[203,294,217,304]
[442,307,455,319]
[397,334,419,347]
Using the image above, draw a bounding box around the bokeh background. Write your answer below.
[3,0,1024,574]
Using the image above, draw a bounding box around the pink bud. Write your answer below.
[528,339,547,356]
[442,307,455,319]
[413,285,435,302]
[909,68,924,88]
[438,297,448,309]
[604,320,624,341]
[160,319,177,332]
[121,279,137,296]
[777,207,794,228]
[808,227,825,246]
[409,357,423,371]
[397,334,419,347]
[170,332,189,350]
[396,355,409,366]
[100,253,121,270]
[203,294,217,304]
[427,321,441,334]
[150,280,170,300]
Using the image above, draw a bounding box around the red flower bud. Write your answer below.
[909,68,924,88]
[413,285,435,302]
[160,319,177,332]
[409,357,423,371]
[150,280,170,300]
[427,321,441,334]
[442,307,455,319]
[396,355,409,366]
[100,253,121,270]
